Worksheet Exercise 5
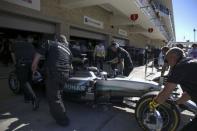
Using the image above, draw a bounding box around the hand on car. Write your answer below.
[149,99,159,111]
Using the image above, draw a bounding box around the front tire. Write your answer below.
[135,92,180,131]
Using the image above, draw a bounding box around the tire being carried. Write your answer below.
[8,70,21,94]
[135,91,180,131]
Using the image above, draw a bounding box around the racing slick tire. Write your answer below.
[135,91,180,131]
[8,71,21,94]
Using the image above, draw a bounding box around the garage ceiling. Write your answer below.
[60,0,174,41]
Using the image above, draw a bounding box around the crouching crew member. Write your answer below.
[110,42,134,76]
[149,47,197,131]
[32,35,72,126]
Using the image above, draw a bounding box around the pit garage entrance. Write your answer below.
[0,10,59,101]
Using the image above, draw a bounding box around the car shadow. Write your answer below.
[0,95,142,131]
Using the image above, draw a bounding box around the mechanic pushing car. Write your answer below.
[109,41,133,76]
[32,35,72,126]
[149,47,197,131]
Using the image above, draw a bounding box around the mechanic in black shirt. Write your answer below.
[13,35,39,110]
[32,35,72,126]
[149,47,197,131]
[110,42,133,76]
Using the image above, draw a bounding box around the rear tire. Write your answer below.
[8,71,21,94]
[135,92,180,131]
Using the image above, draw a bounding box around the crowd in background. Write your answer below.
[0,34,159,71]
[69,41,158,69]
[154,43,197,69]
[0,35,42,67]
[1,34,197,74]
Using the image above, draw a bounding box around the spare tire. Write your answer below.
[8,71,21,94]
[135,91,180,131]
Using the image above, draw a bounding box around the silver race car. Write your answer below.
[9,66,197,131]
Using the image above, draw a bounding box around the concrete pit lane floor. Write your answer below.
[0,95,195,131]
[0,96,142,131]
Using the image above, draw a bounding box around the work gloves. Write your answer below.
[149,99,159,111]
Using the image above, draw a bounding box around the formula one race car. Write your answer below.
[9,64,197,130]
[62,67,197,131]
[63,67,159,102]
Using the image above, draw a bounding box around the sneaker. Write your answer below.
[56,117,70,127]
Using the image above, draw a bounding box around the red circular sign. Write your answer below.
[130,14,138,21]
[148,28,154,33]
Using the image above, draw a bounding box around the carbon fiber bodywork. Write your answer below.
[63,70,161,101]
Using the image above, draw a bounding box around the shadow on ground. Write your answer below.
[0,95,142,131]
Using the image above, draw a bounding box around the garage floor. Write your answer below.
[0,63,15,101]
[0,93,193,131]
[0,96,143,131]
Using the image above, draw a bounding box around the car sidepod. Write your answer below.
[95,77,161,97]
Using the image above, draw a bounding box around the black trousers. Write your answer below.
[123,66,133,76]
[180,116,197,131]
[16,63,35,101]
[95,56,105,70]
[138,54,144,66]
[46,71,69,122]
